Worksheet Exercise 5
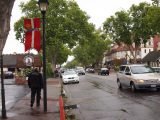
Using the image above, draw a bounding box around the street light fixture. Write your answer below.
[37,0,49,112]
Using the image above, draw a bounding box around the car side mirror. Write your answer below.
[125,72,131,75]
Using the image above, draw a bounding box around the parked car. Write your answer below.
[62,70,79,84]
[86,68,90,72]
[117,64,160,92]
[98,68,109,75]
[152,67,160,73]
[75,67,85,75]
[4,71,14,79]
[88,69,95,73]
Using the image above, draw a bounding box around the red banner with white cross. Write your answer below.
[24,18,41,52]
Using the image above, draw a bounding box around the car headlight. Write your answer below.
[158,78,160,82]
[136,79,145,83]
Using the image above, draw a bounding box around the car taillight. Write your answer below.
[101,71,103,72]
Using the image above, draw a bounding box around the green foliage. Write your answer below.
[103,2,152,63]
[46,63,54,78]
[114,66,119,72]
[46,45,71,65]
[23,68,34,77]
[14,0,94,67]
[147,5,160,36]
[104,2,152,47]
[64,59,78,69]
[151,0,160,6]
[72,29,112,67]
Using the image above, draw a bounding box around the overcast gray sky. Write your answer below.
[3,0,152,56]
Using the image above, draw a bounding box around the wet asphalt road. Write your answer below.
[64,72,160,120]
[0,78,30,115]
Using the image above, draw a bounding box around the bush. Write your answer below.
[23,68,34,77]
[46,63,54,78]
[114,66,119,72]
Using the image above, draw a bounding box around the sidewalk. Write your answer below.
[2,78,61,120]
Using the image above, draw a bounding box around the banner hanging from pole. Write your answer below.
[24,18,41,52]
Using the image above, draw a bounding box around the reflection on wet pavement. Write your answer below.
[0,78,30,115]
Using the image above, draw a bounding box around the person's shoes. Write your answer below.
[36,103,40,107]
[30,103,33,107]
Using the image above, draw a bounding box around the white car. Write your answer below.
[117,64,160,92]
[62,70,79,84]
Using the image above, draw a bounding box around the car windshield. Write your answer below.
[131,66,154,74]
[5,72,12,74]
[64,71,77,75]
[77,67,83,70]
[101,68,108,70]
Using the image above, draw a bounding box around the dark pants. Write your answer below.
[31,87,41,105]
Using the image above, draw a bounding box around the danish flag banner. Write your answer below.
[24,18,41,52]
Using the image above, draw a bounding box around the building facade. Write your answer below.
[103,38,155,66]
[0,53,42,72]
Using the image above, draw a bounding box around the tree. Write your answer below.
[103,2,152,63]
[72,44,91,68]
[64,59,78,69]
[72,28,112,69]
[147,1,160,36]
[151,0,160,6]
[0,0,15,55]
[14,0,94,69]
[48,45,71,66]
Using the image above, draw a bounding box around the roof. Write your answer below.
[0,54,42,68]
[3,55,17,67]
[105,43,141,56]
[141,51,160,62]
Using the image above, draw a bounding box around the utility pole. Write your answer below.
[0,54,7,119]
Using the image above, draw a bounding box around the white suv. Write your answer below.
[117,64,160,92]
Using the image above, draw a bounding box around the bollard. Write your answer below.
[59,97,65,120]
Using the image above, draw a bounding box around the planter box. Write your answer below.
[15,77,28,85]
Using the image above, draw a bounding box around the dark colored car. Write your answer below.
[4,71,14,79]
[98,68,109,75]
[88,69,95,73]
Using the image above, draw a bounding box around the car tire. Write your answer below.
[117,79,122,89]
[131,82,137,93]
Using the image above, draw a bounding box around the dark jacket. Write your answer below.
[28,70,43,89]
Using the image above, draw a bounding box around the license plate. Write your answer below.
[151,85,156,87]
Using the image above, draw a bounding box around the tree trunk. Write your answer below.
[134,45,138,64]
[0,0,15,55]
[48,45,59,70]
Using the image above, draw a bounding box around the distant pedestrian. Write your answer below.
[28,68,43,107]
[54,68,58,78]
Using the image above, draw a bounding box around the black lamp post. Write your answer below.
[0,54,7,118]
[38,0,49,112]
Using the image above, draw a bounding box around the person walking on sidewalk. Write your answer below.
[28,68,43,107]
